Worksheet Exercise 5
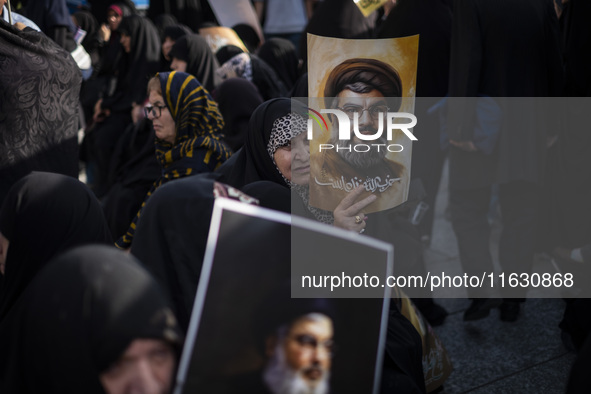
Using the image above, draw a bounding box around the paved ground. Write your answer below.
[424,161,576,393]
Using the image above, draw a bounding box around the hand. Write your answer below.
[93,99,110,123]
[14,22,27,31]
[449,139,478,152]
[333,185,377,233]
[99,24,111,42]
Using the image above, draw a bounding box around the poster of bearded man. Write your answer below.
[306,34,418,213]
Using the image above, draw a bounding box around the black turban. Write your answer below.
[324,58,403,111]
[253,281,337,353]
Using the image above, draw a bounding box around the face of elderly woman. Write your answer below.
[147,91,176,144]
[100,339,176,394]
[274,132,310,186]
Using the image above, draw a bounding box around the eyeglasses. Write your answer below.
[338,104,390,120]
[291,334,336,357]
[144,104,167,119]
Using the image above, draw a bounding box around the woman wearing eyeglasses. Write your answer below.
[115,71,232,250]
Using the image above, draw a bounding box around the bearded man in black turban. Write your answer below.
[311,58,408,213]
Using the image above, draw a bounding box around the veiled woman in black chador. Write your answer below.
[1,245,182,393]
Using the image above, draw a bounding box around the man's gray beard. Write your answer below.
[263,341,330,394]
[334,136,389,169]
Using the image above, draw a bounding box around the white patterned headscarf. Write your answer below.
[266,113,334,224]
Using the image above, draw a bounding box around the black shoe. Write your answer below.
[425,303,449,327]
[412,298,449,326]
[499,301,520,322]
[463,298,502,321]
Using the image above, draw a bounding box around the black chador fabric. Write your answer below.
[130,175,281,331]
[154,13,179,37]
[543,0,591,249]
[0,21,81,205]
[87,0,137,24]
[131,176,217,331]
[147,0,215,32]
[213,78,264,152]
[290,72,309,98]
[298,0,378,65]
[1,245,182,393]
[94,2,135,79]
[159,24,192,70]
[103,14,161,110]
[216,98,294,189]
[0,172,112,323]
[169,33,221,93]
[73,10,101,67]
[257,37,300,91]
[448,0,564,190]
[232,23,260,53]
[85,14,161,198]
[215,44,244,65]
[162,24,192,43]
[101,118,161,240]
[25,0,77,51]
[377,0,452,238]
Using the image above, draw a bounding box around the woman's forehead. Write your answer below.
[149,91,165,104]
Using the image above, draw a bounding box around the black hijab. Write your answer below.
[25,0,77,51]
[104,14,161,109]
[162,24,192,42]
[131,175,263,330]
[169,33,221,92]
[154,13,178,37]
[159,24,192,70]
[73,10,99,52]
[213,77,264,152]
[3,245,182,393]
[232,23,261,53]
[0,172,112,322]
[216,98,302,189]
[257,37,300,91]
[377,0,451,98]
[0,21,81,205]
[298,0,378,66]
[290,72,309,98]
[215,44,244,65]
[130,176,217,331]
[73,10,101,67]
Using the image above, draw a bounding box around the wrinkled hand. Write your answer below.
[449,139,478,152]
[333,185,377,233]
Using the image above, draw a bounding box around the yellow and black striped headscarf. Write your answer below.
[116,71,231,249]
[154,71,229,170]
